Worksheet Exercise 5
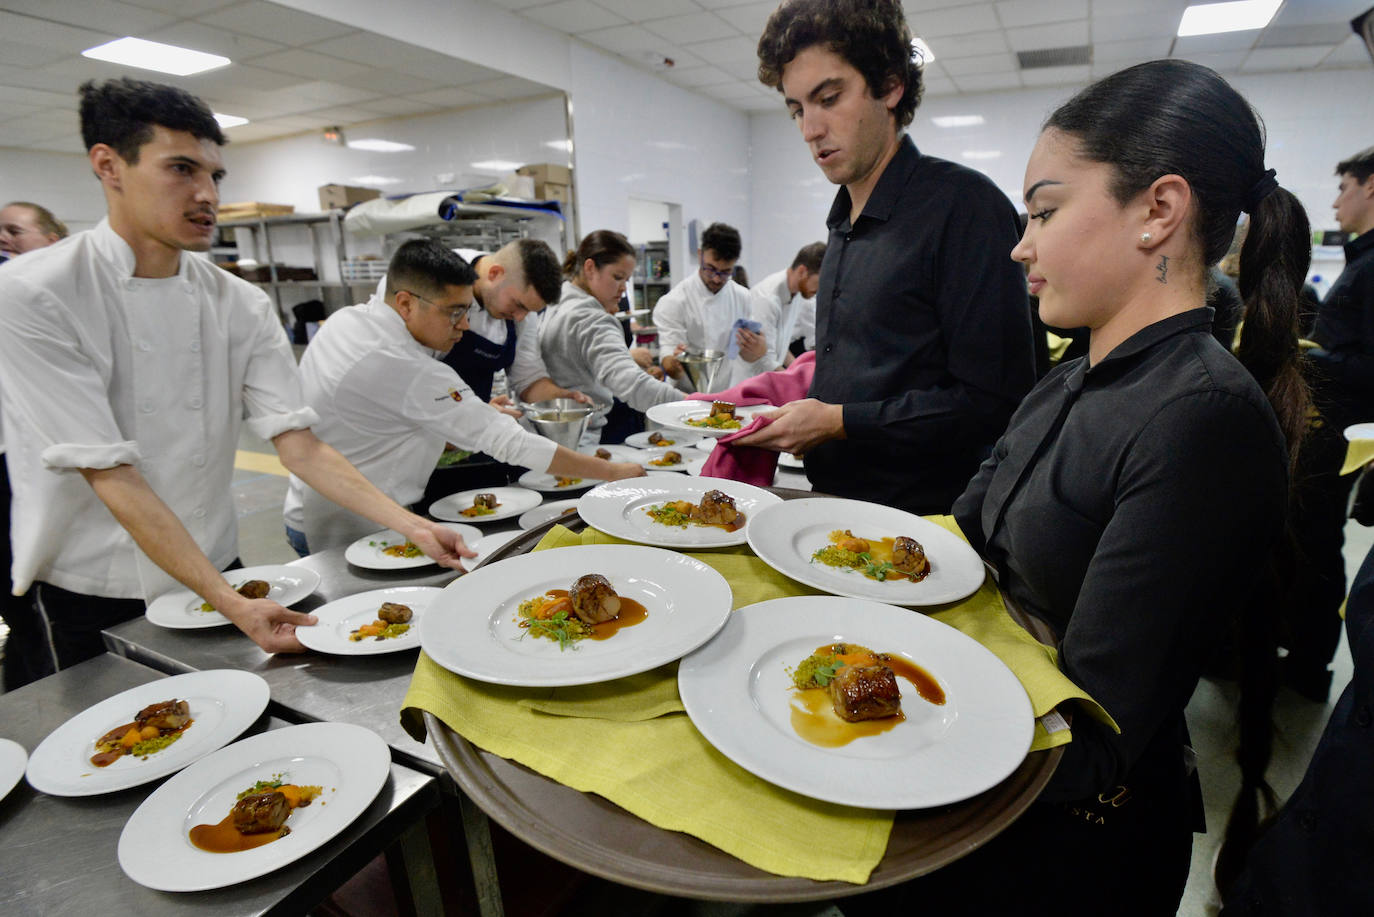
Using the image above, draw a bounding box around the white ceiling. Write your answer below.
[0,0,559,154]
[0,0,1368,155]
[489,0,1374,111]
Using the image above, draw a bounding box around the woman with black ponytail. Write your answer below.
[849,59,1308,915]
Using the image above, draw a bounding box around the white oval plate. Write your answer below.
[145,565,322,630]
[518,499,582,530]
[421,544,733,686]
[637,446,706,474]
[0,738,26,801]
[118,722,390,892]
[1344,422,1374,442]
[747,498,985,607]
[580,444,640,461]
[578,478,781,549]
[624,430,705,450]
[470,529,524,566]
[429,486,542,523]
[297,586,441,656]
[644,400,768,439]
[517,469,603,493]
[26,670,270,797]
[678,596,1032,809]
[344,523,481,571]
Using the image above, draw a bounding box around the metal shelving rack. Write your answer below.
[217,210,377,316]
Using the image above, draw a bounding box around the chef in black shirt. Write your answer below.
[842,57,1311,915]
[750,0,1034,514]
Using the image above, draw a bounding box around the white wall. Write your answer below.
[749,69,1374,279]
[0,147,104,235]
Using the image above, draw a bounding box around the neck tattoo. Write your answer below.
[1155,255,1169,285]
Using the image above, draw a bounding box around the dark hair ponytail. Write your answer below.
[564,229,635,279]
[1048,59,1313,895]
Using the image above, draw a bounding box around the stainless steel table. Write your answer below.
[0,653,441,917]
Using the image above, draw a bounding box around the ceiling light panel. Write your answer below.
[81,36,230,76]
[1178,1,1282,37]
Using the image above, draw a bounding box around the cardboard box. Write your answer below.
[538,182,571,208]
[318,184,382,210]
[517,163,572,186]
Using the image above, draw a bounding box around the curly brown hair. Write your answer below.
[757,0,923,128]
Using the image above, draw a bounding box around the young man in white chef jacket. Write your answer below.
[284,240,643,554]
[747,241,825,371]
[0,78,473,684]
[654,222,764,392]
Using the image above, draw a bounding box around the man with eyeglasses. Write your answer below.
[284,239,644,553]
[0,201,67,263]
[655,222,764,392]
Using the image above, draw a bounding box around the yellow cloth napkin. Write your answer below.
[1342,438,1374,475]
[402,519,1111,883]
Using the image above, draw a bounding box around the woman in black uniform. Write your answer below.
[853,59,1310,915]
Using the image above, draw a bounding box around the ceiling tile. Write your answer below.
[25,135,87,154]
[1091,12,1179,42]
[923,77,958,96]
[951,71,1023,92]
[1241,45,1334,73]
[929,31,1009,59]
[463,76,559,101]
[204,63,312,93]
[1319,35,1374,69]
[484,0,551,9]
[1006,19,1089,51]
[292,80,389,105]
[0,0,175,34]
[720,59,763,81]
[0,98,45,119]
[713,1,778,35]
[1090,0,1189,15]
[301,32,412,62]
[1271,0,1368,28]
[1258,24,1355,49]
[333,69,441,97]
[1019,63,1091,86]
[522,1,627,34]
[1181,51,1250,73]
[299,105,383,124]
[200,2,358,46]
[0,11,116,54]
[699,81,761,102]
[355,96,436,117]
[662,65,735,88]
[1173,32,1260,56]
[0,39,69,69]
[908,3,1000,39]
[593,0,701,18]
[1093,37,1173,63]
[120,0,239,14]
[143,21,286,60]
[941,52,1019,76]
[248,49,372,82]
[402,56,507,85]
[643,12,736,44]
[578,24,667,54]
[695,0,770,8]
[995,0,1088,28]
[406,87,495,107]
[685,35,759,65]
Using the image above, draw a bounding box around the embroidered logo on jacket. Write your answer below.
[434,388,463,403]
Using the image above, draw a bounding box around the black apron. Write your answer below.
[441,319,518,402]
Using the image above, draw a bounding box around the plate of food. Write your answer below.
[517,470,602,493]
[636,446,706,474]
[25,669,270,797]
[296,586,441,656]
[644,400,766,439]
[421,544,733,686]
[747,498,985,606]
[344,523,481,570]
[624,429,704,450]
[429,486,542,523]
[518,498,582,530]
[582,444,640,461]
[117,721,390,891]
[678,596,1032,809]
[577,478,781,549]
[145,565,323,630]
[0,738,26,801]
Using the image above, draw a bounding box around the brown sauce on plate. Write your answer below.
[541,589,649,639]
[790,646,945,747]
[189,813,286,853]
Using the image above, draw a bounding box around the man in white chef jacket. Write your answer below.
[654,222,763,392]
[748,242,825,371]
[0,77,473,684]
[285,239,643,554]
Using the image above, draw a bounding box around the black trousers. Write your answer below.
[1284,420,1354,691]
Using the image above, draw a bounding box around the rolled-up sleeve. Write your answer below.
[240,292,319,441]
[0,276,144,470]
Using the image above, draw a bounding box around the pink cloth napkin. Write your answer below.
[692,353,816,487]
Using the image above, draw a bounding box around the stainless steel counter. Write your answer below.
[0,653,441,917]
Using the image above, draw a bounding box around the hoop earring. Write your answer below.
[1140,232,1152,244]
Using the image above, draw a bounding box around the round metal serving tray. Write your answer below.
[425,488,1062,901]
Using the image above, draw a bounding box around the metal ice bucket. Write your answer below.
[525,398,594,449]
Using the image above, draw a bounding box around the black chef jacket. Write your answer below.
[954,309,1288,799]
[1310,230,1374,429]
[805,135,1034,514]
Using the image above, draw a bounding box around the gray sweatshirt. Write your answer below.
[539,281,683,414]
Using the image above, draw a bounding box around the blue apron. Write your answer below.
[442,318,518,402]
